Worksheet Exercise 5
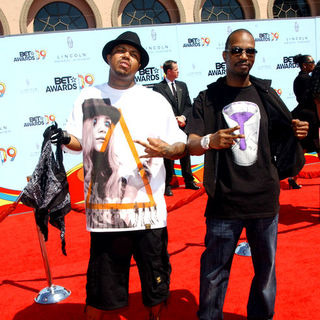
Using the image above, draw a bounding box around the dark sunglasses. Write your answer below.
[225,46,257,56]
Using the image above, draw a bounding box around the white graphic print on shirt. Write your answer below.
[65,83,187,232]
[222,101,260,166]
[82,101,157,230]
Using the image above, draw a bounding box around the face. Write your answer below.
[92,115,112,151]
[167,63,179,81]
[303,56,315,73]
[223,31,256,79]
[106,44,141,80]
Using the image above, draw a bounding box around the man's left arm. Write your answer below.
[269,87,309,140]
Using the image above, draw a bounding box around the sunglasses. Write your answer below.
[225,47,258,56]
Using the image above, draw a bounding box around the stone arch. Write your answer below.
[111,0,186,27]
[19,0,102,34]
[267,0,317,18]
[0,8,10,35]
[193,0,259,22]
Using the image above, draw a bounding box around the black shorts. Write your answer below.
[86,227,171,310]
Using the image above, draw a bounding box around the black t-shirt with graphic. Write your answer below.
[205,83,280,219]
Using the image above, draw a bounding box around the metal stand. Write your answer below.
[24,175,71,304]
[34,224,71,304]
[235,241,251,256]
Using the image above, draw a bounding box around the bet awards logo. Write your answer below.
[0,82,6,97]
[255,32,279,42]
[0,146,17,163]
[13,50,47,62]
[46,73,94,92]
[46,76,77,92]
[135,67,160,83]
[78,74,95,89]
[183,37,210,47]
[24,115,56,127]
[208,62,226,76]
[276,56,298,70]
[275,89,282,96]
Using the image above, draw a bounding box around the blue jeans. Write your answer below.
[198,215,278,320]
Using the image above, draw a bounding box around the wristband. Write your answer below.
[61,131,71,145]
[200,134,211,150]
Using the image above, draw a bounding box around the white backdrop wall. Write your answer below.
[1,17,319,200]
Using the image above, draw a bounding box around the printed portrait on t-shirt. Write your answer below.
[222,101,261,166]
[81,98,157,230]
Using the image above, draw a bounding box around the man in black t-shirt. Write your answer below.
[186,29,309,320]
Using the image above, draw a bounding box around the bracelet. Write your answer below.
[200,134,211,150]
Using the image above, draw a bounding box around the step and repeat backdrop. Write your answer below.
[1,17,320,205]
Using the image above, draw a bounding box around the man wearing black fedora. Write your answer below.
[50,31,187,320]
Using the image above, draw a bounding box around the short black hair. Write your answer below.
[163,60,177,75]
[225,29,254,50]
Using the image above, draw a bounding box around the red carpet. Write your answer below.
[0,176,319,320]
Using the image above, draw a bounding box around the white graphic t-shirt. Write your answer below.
[66,83,186,232]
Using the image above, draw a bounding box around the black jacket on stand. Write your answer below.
[20,124,71,255]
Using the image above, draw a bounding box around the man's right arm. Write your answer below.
[50,128,82,151]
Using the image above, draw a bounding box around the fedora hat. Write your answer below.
[102,31,149,70]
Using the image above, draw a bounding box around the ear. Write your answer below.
[222,50,227,62]
[106,54,111,64]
